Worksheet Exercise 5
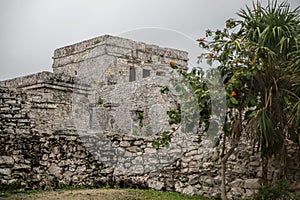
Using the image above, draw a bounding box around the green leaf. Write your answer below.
[283,96,291,105]
[230,97,239,105]
[152,140,160,149]
[206,29,212,37]
[160,86,169,94]
[98,97,103,105]
[194,88,202,94]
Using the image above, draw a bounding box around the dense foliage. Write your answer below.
[155,0,300,199]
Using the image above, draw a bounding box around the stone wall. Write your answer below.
[1,86,299,198]
[52,35,188,85]
[0,83,106,190]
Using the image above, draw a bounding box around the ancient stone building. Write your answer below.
[0,35,299,199]
[1,35,188,136]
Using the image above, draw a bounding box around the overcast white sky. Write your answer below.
[0,0,299,80]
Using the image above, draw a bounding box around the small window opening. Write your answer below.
[129,67,136,82]
[131,110,144,128]
[156,71,165,76]
[143,69,151,78]
[75,70,77,75]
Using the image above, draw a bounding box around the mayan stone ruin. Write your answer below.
[0,35,299,199]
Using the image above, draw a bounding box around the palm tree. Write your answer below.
[237,0,300,183]
[199,1,299,198]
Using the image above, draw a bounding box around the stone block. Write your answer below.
[229,187,245,198]
[48,163,62,178]
[120,141,130,147]
[0,168,11,176]
[182,185,197,195]
[229,178,244,188]
[174,181,184,192]
[188,174,199,185]
[148,180,164,190]
[244,178,261,189]
[0,156,14,165]
[13,164,31,170]
[126,146,141,153]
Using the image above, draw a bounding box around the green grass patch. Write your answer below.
[0,189,39,198]
[125,188,213,200]
[0,188,214,200]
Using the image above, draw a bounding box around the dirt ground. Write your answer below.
[0,189,148,200]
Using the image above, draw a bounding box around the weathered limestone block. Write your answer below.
[229,187,245,198]
[188,174,200,185]
[0,168,11,176]
[148,179,165,190]
[229,178,244,188]
[48,163,62,178]
[0,156,14,165]
[182,185,197,195]
[13,164,31,170]
[244,178,261,189]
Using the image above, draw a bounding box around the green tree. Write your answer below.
[231,0,300,183]
[155,1,300,199]
[203,0,300,198]
[202,0,300,198]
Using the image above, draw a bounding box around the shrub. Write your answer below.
[253,180,292,200]
[94,39,101,44]
[98,97,103,105]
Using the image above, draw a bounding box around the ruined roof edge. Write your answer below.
[0,71,90,89]
[53,34,189,60]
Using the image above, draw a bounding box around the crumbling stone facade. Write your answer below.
[0,35,299,199]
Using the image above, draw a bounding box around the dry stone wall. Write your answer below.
[1,85,299,198]
[0,81,106,190]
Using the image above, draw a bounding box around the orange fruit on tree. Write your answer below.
[197,38,204,42]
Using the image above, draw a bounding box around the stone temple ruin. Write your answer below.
[0,35,299,199]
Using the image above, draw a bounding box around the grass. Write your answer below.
[0,188,213,200]
[0,189,39,199]
[126,189,212,200]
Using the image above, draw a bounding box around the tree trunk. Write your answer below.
[297,135,300,168]
[262,154,269,185]
[279,142,287,179]
[221,159,227,200]
[221,135,227,200]
[221,144,237,200]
